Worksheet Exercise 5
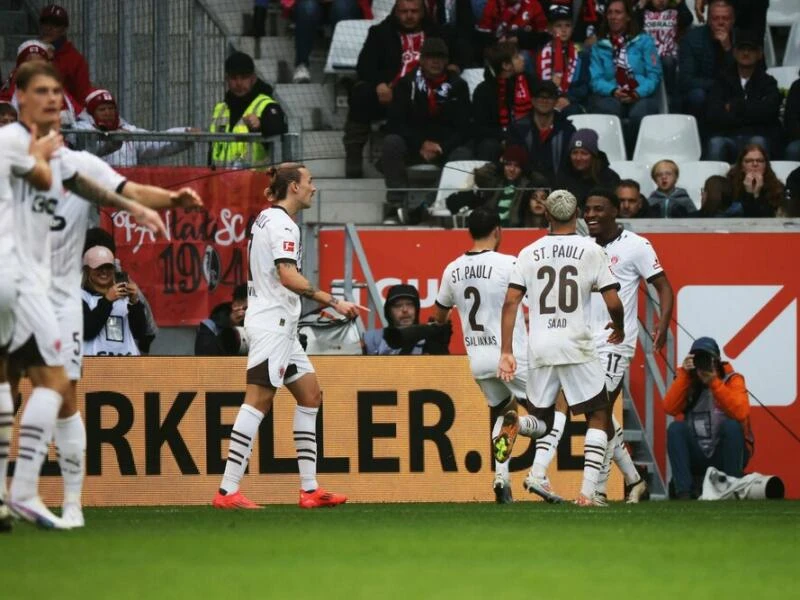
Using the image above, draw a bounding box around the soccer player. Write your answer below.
[432,208,548,504]
[40,148,201,527]
[0,122,61,533]
[213,164,362,510]
[523,188,674,504]
[497,189,625,506]
[2,61,165,529]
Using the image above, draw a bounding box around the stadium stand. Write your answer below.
[567,114,627,162]
[430,160,490,221]
[633,115,703,165]
[767,0,797,28]
[460,68,484,100]
[785,23,800,67]
[609,161,656,196]
[770,161,800,184]
[676,161,731,209]
[767,66,800,91]
[324,19,374,75]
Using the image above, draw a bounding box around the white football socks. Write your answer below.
[294,405,319,492]
[220,403,264,495]
[580,428,608,499]
[518,414,547,438]
[54,412,86,508]
[10,387,62,502]
[531,410,567,479]
[0,383,13,499]
[492,414,509,480]
[611,415,641,485]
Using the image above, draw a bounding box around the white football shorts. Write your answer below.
[527,358,609,415]
[246,326,314,388]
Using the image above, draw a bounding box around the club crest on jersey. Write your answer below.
[610,255,620,265]
[283,240,295,252]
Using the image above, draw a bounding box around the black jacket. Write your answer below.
[82,288,147,345]
[356,14,454,87]
[678,25,735,94]
[386,70,471,155]
[706,64,781,137]
[786,73,800,143]
[519,113,577,185]
[472,71,537,144]
[554,150,620,206]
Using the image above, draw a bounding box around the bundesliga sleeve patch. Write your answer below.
[283,240,295,252]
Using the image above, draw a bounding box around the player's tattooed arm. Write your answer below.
[277,263,357,317]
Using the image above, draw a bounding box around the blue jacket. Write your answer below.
[589,33,663,98]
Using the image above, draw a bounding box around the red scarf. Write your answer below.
[415,69,449,116]
[497,74,532,128]
[582,0,598,22]
[611,34,638,92]
[395,32,425,85]
[536,38,578,93]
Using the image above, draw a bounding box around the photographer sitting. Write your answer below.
[195,284,249,356]
[664,337,754,499]
[363,284,450,355]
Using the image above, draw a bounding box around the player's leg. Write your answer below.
[0,355,12,533]
[492,374,549,464]
[479,378,517,504]
[285,343,346,509]
[560,360,612,506]
[529,392,568,481]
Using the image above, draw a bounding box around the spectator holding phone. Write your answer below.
[81,246,147,356]
[663,336,754,499]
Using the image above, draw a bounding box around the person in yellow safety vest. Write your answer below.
[209,51,287,168]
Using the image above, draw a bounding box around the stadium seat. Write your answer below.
[461,68,484,99]
[633,114,702,165]
[785,23,800,67]
[609,161,655,196]
[770,161,800,184]
[657,79,669,114]
[767,66,799,91]
[324,20,374,74]
[677,161,731,210]
[567,114,627,162]
[429,160,489,219]
[765,28,777,68]
[767,0,797,27]
[372,0,394,21]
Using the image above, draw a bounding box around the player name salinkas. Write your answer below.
[530,244,585,262]
[450,264,493,283]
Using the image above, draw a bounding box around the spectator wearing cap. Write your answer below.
[588,0,663,154]
[343,0,456,178]
[382,37,472,217]
[208,51,287,168]
[39,4,91,105]
[0,101,16,126]
[664,336,754,500]
[616,179,652,218]
[535,2,590,117]
[475,0,548,61]
[363,284,426,355]
[0,40,81,126]
[555,128,620,206]
[517,79,577,185]
[471,41,536,162]
[705,29,780,163]
[74,89,198,166]
[678,0,735,122]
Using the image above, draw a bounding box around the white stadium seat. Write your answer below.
[767,66,800,91]
[633,114,702,165]
[785,23,800,67]
[770,161,800,184]
[324,20,374,74]
[460,68,485,99]
[567,114,627,162]
[372,0,394,21]
[609,161,655,196]
[767,0,798,27]
[430,160,490,217]
[677,161,731,210]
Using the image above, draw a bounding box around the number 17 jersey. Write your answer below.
[510,234,619,367]
[436,250,528,379]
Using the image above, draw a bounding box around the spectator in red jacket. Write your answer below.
[39,4,92,105]
[476,0,549,64]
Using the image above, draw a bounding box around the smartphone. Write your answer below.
[114,270,129,284]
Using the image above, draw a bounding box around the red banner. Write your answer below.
[100,167,270,326]
[318,229,800,498]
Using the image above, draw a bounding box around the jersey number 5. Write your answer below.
[537,265,578,314]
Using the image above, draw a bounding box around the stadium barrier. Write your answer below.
[12,357,622,506]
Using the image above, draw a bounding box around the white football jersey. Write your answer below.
[0,133,36,272]
[1,123,77,293]
[510,233,619,367]
[436,250,528,379]
[591,228,664,358]
[245,205,302,335]
[50,149,126,310]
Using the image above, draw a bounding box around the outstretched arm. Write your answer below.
[121,181,203,210]
[276,261,364,319]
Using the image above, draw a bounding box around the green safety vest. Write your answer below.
[209,94,276,167]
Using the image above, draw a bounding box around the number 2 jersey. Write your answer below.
[510,233,620,367]
[436,250,528,379]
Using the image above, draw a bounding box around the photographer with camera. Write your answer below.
[195,285,250,356]
[363,284,451,356]
[81,245,147,356]
[664,336,755,499]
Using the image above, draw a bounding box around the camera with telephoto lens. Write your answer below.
[382,322,452,355]
[693,350,715,372]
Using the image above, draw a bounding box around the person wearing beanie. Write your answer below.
[363,284,426,355]
[208,51,287,168]
[73,88,198,166]
[472,41,536,162]
[39,4,91,104]
[517,78,577,184]
[554,128,620,206]
[382,36,472,222]
[0,39,81,126]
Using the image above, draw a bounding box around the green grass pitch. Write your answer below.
[5,502,799,599]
